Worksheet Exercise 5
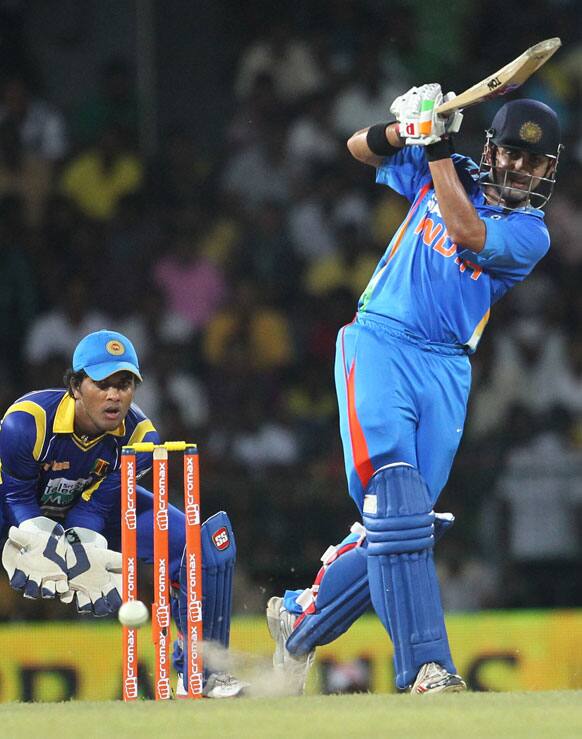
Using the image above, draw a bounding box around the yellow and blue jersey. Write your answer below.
[359,146,550,352]
[0,389,159,531]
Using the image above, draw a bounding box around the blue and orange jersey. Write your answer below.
[359,146,550,351]
[0,389,159,531]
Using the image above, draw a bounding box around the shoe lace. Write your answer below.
[211,672,237,685]
[418,662,446,682]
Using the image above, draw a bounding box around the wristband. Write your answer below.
[366,123,399,156]
[426,137,453,162]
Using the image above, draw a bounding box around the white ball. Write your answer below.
[118,600,149,628]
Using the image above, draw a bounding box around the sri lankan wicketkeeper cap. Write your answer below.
[73,329,142,381]
[490,98,560,156]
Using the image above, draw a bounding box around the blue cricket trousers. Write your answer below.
[335,313,472,510]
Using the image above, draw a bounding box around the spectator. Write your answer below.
[203,280,295,372]
[234,21,326,106]
[436,538,500,612]
[544,167,582,267]
[468,315,569,437]
[303,221,378,301]
[208,392,299,475]
[221,117,292,217]
[288,162,370,264]
[494,405,582,607]
[22,277,106,388]
[285,90,340,178]
[98,192,161,302]
[0,72,67,161]
[41,217,104,305]
[2,4,582,620]
[548,330,582,416]
[283,362,337,461]
[234,199,303,304]
[60,125,143,222]
[287,164,344,262]
[0,72,67,225]
[132,340,210,442]
[331,48,404,139]
[152,215,228,336]
[226,72,282,152]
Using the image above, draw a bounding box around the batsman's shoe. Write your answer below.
[410,662,467,695]
[176,672,248,699]
[204,672,249,699]
[266,596,315,695]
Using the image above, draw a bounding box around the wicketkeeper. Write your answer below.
[0,329,245,698]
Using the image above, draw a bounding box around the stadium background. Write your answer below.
[1,0,582,700]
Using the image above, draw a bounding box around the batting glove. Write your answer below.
[60,528,123,616]
[390,84,463,146]
[2,516,69,598]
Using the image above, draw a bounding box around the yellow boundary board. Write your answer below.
[1,610,581,701]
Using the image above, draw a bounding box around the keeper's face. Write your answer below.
[488,145,555,206]
[73,371,136,436]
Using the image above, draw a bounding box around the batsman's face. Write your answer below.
[488,145,554,206]
[73,371,136,436]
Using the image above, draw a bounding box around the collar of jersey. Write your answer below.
[54,393,126,439]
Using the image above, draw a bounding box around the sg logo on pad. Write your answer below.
[212,527,230,550]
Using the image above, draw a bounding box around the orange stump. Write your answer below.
[184,446,203,698]
[153,446,171,700]
[121,449,138,702]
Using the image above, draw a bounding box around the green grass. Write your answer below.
[1,691,582,739]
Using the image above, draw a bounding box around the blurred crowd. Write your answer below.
[1,1,582,620]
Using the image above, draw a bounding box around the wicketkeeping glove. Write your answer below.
[60,528,123,616]
[2,516,69,598]
[390,83,463,146]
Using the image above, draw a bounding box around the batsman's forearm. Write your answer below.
[347,123,405,166]
[429,158,486,252]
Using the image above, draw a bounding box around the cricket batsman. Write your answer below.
[266,88,562,694]
[0,329,245,698]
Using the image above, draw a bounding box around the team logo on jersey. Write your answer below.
[212,527,230,550]
[519,121,542,145]
[106,340,125,356]
[92,458,110,477]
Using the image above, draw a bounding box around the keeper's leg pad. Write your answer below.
[200,511,236,646]
[175,511,236,677]
[363,464,455,689]
[284,524,371,656]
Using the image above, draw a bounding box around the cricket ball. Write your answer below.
[118,599,149,628]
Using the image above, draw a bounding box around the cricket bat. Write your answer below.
[436,37,562,115]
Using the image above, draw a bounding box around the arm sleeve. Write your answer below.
[375,145,432,203]
[0,412,43,523]
[456,212,550,278]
